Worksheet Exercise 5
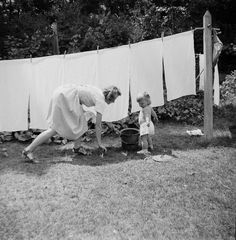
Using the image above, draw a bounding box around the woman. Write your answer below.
[22,84,121,163]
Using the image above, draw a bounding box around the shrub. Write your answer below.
[220,70,236,107]
[155,91,204,125]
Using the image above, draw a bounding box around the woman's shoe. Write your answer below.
[22,149,38,163]
[73,146,87,155]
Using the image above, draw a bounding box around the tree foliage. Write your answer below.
[0,0,235,72]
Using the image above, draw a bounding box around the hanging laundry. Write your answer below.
[0,59,31,131]
[130,38,164,112]
[29,55,64,130]
[199,54,205,91]
[63,50,97,86]
[163,31,196,101]
[199,54,220,105]
[212,29,223,67]
[213,64,220,106]
[95,45,130,122]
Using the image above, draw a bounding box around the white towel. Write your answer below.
[213,64,220,106]
[199,54,204,91]
[29,55,64,130]
[199,54,220,105]
[0,59,31,131]
[163,31,196,101]
[95,45,130,122]
[130,38,164,112]
[63,50,97,85]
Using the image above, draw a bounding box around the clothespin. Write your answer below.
[128,39,131,48]
[97,45,99,54]
[161,32,164,41]
[64,50,66,58]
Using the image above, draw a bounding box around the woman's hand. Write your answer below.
[99,144,107,153]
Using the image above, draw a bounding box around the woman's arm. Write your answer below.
[95,112,107,151]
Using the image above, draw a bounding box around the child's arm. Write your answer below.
[151,108,158,123]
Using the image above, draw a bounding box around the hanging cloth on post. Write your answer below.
[212,29,223,67]
[163,31,196,101]
[130,38,164,112]
[199,54,220,105]
[0,59,31,131]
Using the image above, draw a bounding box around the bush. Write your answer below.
[220,70,236,107]
[216,70,236,125]
[155,91,204,125]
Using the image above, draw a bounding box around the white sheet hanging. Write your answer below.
[199,54,220,105]
[163,31,196,101]
[63,50,97,86]
[29,55,64,130]
[199,54,204,91]
[213,64,220,106]
[0,59,31,131]
[95,45,130,122]
[130,38,164,112]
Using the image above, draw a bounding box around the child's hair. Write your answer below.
[136,92,151,105]
[103,86,121,102]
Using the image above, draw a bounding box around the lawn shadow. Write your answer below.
[1,125,235,176]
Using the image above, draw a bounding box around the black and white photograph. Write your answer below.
[0,0,235,239]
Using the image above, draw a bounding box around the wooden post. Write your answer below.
[51,21,60,55]
[203,10,213,140]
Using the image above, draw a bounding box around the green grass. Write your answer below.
[0,122,235,239]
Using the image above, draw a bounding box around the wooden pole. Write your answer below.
[203,10,213,140]
[51,21,60,55]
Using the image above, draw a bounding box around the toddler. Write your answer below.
[136,92,158,154]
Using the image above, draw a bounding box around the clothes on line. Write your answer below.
[63,50,97,86]
[130,38,164,112]
[0,30,198,132]
[29,55,65,129]
[163,31,196,101]
[95,45,130,122]
[0,59,31,131]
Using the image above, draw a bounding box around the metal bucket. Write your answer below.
[120,128,140,151]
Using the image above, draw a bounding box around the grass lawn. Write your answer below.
[0,122,235,240]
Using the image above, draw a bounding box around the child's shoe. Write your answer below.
[148,145,154,151]
[137,149,151,155]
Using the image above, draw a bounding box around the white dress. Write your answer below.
[138,105,155,136]
[47,84,107,140]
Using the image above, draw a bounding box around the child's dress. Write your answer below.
[47,84,107,140]
[138,105,155,136]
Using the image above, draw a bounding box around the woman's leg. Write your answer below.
[25,128,57,153]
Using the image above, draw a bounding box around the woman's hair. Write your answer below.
[136,92,151,105]
[103,86,121,102]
